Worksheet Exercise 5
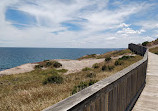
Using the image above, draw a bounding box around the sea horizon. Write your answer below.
[0,47,126,49]
[0,47,124,71]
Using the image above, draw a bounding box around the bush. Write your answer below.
[58,69,68,73]
[72,80,98,94]
[115,60,123,66]
[88,54,96,57]
[92,63,100,69]
[105,57,111,62]
[86,72,96,78]
[107,65,115,71]
[82,67,92,71]
[142,41,149,46]
[43,60,49,62]
[35,61,62,69]
[53,61,62,68]
[155,52,158,55]
[101,65,114,71]
[101,65,107,71]
[118,56,134,60]
[45,61,53,67]
[43,74,63,84]
[35,65,43,69]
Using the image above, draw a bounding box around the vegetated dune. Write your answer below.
[0,48,142,111]
[0,49,136,76]
[0,58,105,76]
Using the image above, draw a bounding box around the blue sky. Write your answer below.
[0,0,158,48]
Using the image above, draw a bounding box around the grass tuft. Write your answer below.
[118,56,134,60]
[105,57,111,62]
[101,65,107,71]
[82,67,92,71]
[92,63,100,69]
[107,65,115,71]
[86,73,96,78]
[43,74,63,85]
[115,60,123,66]
[71,80,98,95]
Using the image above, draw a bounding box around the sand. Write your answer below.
[0,63,38,76]
[56,59,104,75]
[0,59,104,76]
[0,53,136,76]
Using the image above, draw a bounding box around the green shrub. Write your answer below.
[107,65,115,71]
[43,60,49,62]
[53,61,62,68]
[72,80,98,94]
[43,74,63,84]
[101,65,107,71]
[58,69,68,73]
[86,54,97,58]
[82,67,92,71]
[118,56,134,60]
[86,73,96,78]
[92,63,100,69]
[88,54,96,57]
[105,57,111,62]
[142,41,149,46]
[101,65,115,71]
[35,65,43,69]
[35,61,62,69]
[115,60,123,66]
[45,61,53,67]
[155,52,158,55]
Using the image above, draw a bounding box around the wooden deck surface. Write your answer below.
[132,52,158,111]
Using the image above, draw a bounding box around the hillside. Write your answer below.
[142,38,158,55]
[0,48,142,111]
[142,38,158,47]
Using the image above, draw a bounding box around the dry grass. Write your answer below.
[149,47,158,55]
[0,50,142,111]
[78,49,133,60]
[146,38,158,46]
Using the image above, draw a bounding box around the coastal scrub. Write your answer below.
[0,49,143,111]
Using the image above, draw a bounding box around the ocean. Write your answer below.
[0,47,124,71]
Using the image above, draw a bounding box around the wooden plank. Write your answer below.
[132,52,158,111]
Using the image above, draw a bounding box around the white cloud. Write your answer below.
[136,20,158,30]
[0,0,156,48]
[119,23,131,28]
[117,27,145,35]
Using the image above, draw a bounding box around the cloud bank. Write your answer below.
[0,0,157,48]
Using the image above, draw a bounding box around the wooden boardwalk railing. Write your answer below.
[43,44,148,111]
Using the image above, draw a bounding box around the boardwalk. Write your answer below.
[133,52,158,111]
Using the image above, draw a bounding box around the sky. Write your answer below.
[0,0,158,48]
